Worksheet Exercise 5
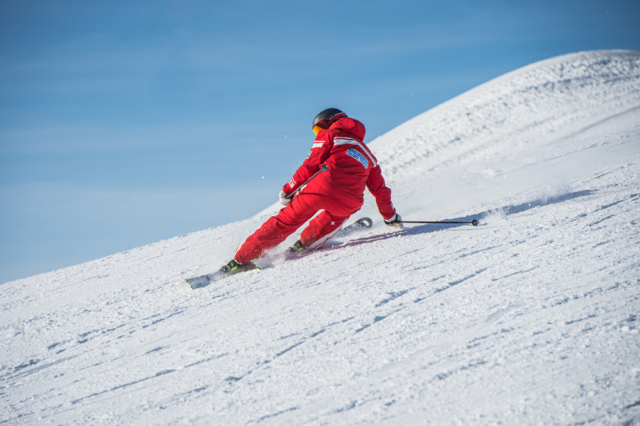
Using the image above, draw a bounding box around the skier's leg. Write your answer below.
[234,197,318,264]
[300,210,350,251]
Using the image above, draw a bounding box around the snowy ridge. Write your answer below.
[1,50,640,425]
[371,50,640,179]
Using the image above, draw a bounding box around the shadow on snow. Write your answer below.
[321,189,596,251]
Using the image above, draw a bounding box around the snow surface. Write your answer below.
[2,50,640,425]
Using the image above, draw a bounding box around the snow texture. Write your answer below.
[2,50,640,425]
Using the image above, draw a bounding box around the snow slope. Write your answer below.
[2,50,640,425]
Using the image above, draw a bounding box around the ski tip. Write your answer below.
[358,217,373,228]
[185,274,213,289]
[471,219,479,227]
[184,279,199,290]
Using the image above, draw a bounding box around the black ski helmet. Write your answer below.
[312,108,347,129]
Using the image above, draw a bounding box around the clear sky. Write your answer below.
[1,0,639,284]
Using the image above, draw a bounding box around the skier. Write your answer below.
[221,108,403,274]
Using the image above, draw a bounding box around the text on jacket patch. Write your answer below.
[346,148,369,168]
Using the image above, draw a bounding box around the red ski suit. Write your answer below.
[234,117,396,265]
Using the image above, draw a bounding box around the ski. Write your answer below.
[184,217,373,289]
[336,217,373,236]
[251,217,373,269]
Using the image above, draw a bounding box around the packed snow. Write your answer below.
[2,50,640,425]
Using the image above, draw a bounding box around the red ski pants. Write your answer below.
[234,193,359,265]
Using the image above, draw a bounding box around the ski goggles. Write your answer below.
[312,121,329,135]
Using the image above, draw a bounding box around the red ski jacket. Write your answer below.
[282,117,396,220]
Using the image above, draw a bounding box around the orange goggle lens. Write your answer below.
[313,125,324,135]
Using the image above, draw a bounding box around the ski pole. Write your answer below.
[286,164,329,199]
[400,219,479,227]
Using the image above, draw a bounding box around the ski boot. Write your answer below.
[286,240,306,255]
[220,259,257,275]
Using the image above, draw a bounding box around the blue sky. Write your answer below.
[1,0,639,283]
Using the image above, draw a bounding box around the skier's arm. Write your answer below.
[366,165,396,220]
[282,134,333,195]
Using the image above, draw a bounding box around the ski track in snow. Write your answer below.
[2,50,640,425]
